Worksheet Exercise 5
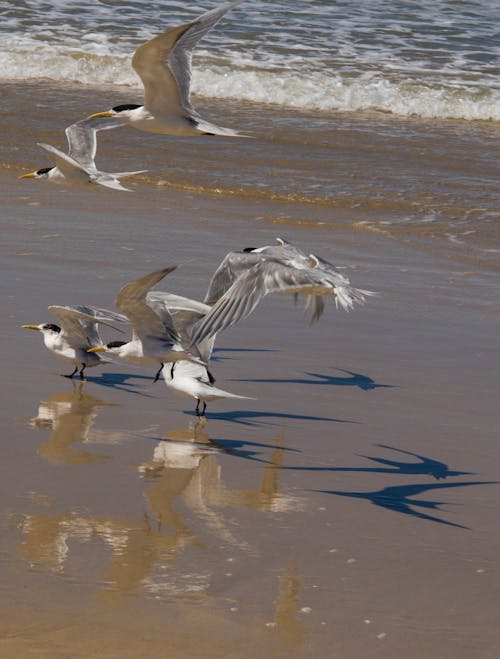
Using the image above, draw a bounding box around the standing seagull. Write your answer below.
[87,268,203,378]
[147,292,252,416]
[22,305,128,379]
[19,118,146,191]
[87,1,245,137]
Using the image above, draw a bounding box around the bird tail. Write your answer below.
[334,286,378,311]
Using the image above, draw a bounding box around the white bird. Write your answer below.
[87,1,245,137]
[190,237,375,346]
[147,292,252,416]
[87,268,203,378]
[19,118,146,191]
[22,305,128,379]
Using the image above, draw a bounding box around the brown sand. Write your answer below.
[1,84,500,658]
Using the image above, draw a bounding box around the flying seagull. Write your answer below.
[19,118,146,190]
[87,1,246,138]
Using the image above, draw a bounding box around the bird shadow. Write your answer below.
[313,480,499,529]
[183,408,356,427]
[84,371,157,397]
[231,367,393,391]
[211,346,279,363]
[283,444,473,480]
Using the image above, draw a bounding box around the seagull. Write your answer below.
[19,118,146,191]
[87,1,245,138]
[147,292,252,416]
[190,237,375,345]
[87,268,203,379]
[22,305,128,379]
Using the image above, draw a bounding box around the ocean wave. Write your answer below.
[1,38,498,122]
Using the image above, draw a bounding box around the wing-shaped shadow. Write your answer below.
[211,346,279,363]
[283,444,472,480]
[232,367,393,391]
[85,371,157,397]
[314,481,499,529]
[185,408,356,426]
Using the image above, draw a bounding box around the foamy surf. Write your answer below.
[1,0,499,122]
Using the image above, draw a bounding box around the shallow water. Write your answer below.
[1,0,499,119]
[5,81,500,277]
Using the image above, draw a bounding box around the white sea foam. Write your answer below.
[1,0,499,122]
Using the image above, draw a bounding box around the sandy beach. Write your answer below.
[1,79,500,658]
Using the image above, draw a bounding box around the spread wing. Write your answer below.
[116,268,180,342]
[203,250,264,305]
[132,1,243,118]
[65,117,124,170]
[48,305,127,348]
[37,143,89,179]
[192,260,333,345]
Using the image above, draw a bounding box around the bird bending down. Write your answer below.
[146,292,253,416]
[19,118,146,191]
[87,1,245,137]
[190,237,375,346]
[87,268,203,378]
[22,305,128,379]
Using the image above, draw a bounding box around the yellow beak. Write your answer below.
[22,324,40,331]
[19,172,37,179]
[87,346,106,353]
[88,111,113,119]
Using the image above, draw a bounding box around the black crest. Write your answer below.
[106,340,127,349]
[112,103,142,113]
[36,167,54,176]
[243,247,257,253]
[42,323,61,332]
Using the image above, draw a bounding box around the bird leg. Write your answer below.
[63,366,79,379]
[79,364,86,380]
[207,369,215,385]
[196,399,207,417]
[153,363,164,383]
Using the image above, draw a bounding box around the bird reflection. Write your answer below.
[317,481,498,528]
[27,381,119,465]
[272,558,306,648]
[16,419,304,599]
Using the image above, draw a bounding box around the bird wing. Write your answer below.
[116,268,180,342]
[65,117,124,169]
[203,250,264,305]
[132,1,243,118]
[37,142,89,179]
[48,305,126,348]
[192,260,331,344]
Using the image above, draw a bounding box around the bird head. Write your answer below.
[87,340,127,355]
[22,323,61,334]
[19,166,54,180]
[88,104,142,120]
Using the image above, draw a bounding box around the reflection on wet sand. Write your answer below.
[271,558,306,648]
[15,417,304,601]
[27,381,120,465]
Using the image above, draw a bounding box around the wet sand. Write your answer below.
[2,83,500,658]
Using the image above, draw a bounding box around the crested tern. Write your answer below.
[87,1,245,138]
[22,305,128,379]
[146,292,252,415]
[190,237,375,345]
[87,268,202,376]
[19,118,146,191]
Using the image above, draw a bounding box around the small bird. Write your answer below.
[147,292,252,416]
[87,1,245,138]
[19,118,146,191]
[163,360,253,416]
[22,305,128,379]
[190,237,375,345]
[87,268,202,379]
